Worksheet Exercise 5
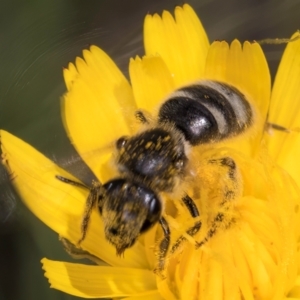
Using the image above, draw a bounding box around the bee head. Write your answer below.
[101,179,162,254]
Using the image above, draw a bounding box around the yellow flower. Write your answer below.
[1,4,300,299]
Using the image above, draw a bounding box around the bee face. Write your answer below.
[101,178,162,255]
[58,80,255,260]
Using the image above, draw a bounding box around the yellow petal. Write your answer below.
[205,40,230,80]
[121,291,163,300]
[0,130,148,268]
[144,4,209,87]
[129,55,175,112]
[0,130,83,237]
[63,62,78,91]
[235,222,274,299]
[42,258,157,298]
[289,276,300,297]
[265,32,300,186]
[62,46,137,181]
[204,40,271,156]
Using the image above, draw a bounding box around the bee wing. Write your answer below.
[265,32,300,186]
[52,142,115,185]
[0,163,17,224]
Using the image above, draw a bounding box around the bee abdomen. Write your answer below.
[158,81,253,145]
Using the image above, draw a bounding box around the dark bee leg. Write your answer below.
[170,194,201,254]
[195,213,225,249]
[55,175,89,189]
[195,157,238,249]
[182,194,200,218]
[78,181,103,244]
[155,216,171,273]
[156,195,201,273]
[135,110,149,124]
[60,237,107,266]
[265,122,290,133]
[55,175,103,245]
[180,195,201,238]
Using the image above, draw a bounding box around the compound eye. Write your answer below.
[140,195,162,233]
[116,136,128,149]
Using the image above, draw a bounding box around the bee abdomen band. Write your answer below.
[158,81,253,145]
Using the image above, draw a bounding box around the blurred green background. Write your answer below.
[0,0,299,299]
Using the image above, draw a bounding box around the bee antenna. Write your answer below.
[55,175,90,190]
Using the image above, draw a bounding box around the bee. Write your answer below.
[57,80,254,271]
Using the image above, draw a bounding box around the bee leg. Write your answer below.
[55,175,103,245]
[265,122,290,133]
[170,194,201,254]
[155,216,171,273]
[60,237,107,266]
[180,194,201,238]
[182,194,200,218]
[78,181,103,245]
[195,213,225,249]
[155,195,201,274]
[195,157,239,249]
[135,110,149,124]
